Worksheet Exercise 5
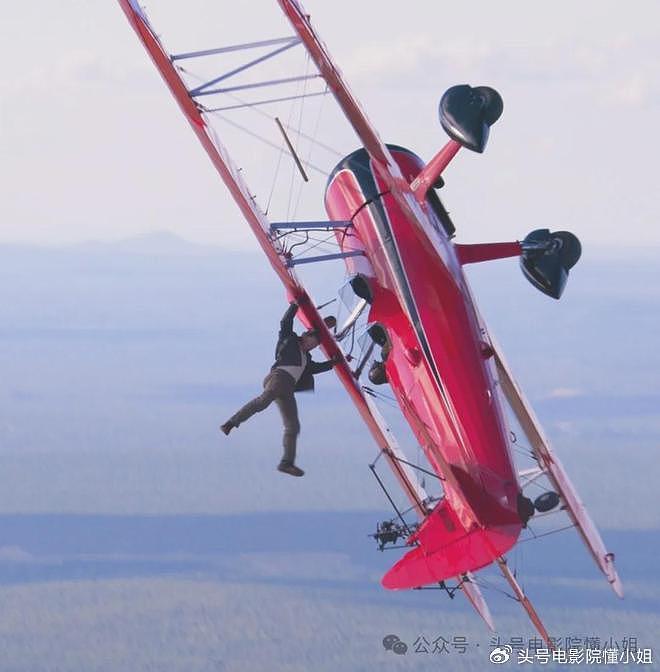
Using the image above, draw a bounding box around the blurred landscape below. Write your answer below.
[0,236,657,670]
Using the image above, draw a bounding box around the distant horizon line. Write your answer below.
[1,229,659,256]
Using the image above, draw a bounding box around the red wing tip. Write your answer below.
[605,554,624,598]
[461,576,496,631]
[611,578,624,599]
[381,575,409,591]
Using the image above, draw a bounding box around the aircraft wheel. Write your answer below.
[534,491,560,512]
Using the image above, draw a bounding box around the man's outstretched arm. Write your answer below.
[309,356,339,375]
[279,301,299,338]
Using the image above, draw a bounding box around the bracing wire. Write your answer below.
[290,51,311,221]
[178,65,341,156]
[518,522,577,544]
[471,576,519,602]
[285,58,308,222]
[209,112,328,176]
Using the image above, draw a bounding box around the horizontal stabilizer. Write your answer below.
[382,498,519,590]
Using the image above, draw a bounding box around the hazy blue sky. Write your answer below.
[1,1,659,248]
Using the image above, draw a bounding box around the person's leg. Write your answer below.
[224,373,277,429]
[274,390,300,465]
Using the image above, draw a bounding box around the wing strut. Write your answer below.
[496,557,554,649]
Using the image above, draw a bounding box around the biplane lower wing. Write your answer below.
[493,339,624,598]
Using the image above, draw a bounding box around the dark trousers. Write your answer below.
[229,369,300,464]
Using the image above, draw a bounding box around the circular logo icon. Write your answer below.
[392,640,408,655]
[489,645,512,664]
[382,634,399,650]
[382,634,407,655]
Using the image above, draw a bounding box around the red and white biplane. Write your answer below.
[117,0,623,645]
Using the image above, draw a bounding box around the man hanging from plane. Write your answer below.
[221,300,338,477]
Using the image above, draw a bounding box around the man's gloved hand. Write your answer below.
[330,353,343,365]
[295,293,310,307]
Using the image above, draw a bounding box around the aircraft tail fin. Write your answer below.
[382,498,518,590]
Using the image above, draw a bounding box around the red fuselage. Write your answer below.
[325,146,522,582]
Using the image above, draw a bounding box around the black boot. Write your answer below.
[220,421,235,436]
[277,461,304,477]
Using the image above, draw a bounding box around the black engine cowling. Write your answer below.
[439,85,504,153]
[520,229,582,299]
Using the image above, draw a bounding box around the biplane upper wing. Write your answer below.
[492,338,624,598]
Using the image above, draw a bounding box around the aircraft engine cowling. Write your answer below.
[439,85,504,153]
[520,229,582,299]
